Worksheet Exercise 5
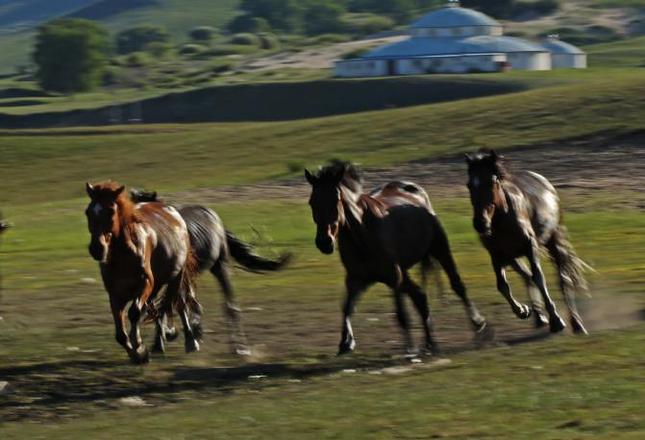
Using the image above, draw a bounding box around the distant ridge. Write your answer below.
[0,0,100,29]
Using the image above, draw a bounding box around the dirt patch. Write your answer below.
[169,130,645,210]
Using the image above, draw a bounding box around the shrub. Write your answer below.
[102,66,122,86]
[189,26,217,42]
[342,13,395,36]
[146,41,172,58]
[124,51,152,67]
[116,25,168,54]
[258,32,281,50]
[228,14,272,34]
[230,33,261,46]
[304,2,346,36]
[179,43,206,56]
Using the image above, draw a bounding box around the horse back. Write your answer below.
[509,170,560,242]
[178,206,226,269]
[370,181,434,214]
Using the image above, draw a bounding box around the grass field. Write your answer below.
[0,55,644,437]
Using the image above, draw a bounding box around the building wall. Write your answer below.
[335,59,389,77]
[552,53,587,69]
[396,54,506,74]
[506,52,551,70]
[411,25,503,38]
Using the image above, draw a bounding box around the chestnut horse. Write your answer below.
[305,160,486,356]
[85,182,199,363]
[130,189,291,356]
[465,150,589,334]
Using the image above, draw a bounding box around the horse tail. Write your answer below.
[547,226,592,295]
[226,231,291,273]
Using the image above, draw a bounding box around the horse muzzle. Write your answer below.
[315,235,335,255]
[89,234,110,263]
[473,217,492,237]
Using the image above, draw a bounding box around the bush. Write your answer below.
[342,13,395,35]
[210,60,234,74]
[124,51,152,67]
[116,25,168,54]
[258,32,281,50]
[230,33,261,46]
[304,2,346,36]
[540,25,621,45]
[179,43,206,56]
[239,0,300,31]
[228,14,272,34]
[102,66,122,86]
[146,41,172,58]
[189,26,217,42]
[513,0,559,17]
[33,18,110,93]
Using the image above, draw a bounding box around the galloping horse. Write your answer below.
[130,189,291,355]
[85,181,199,363]
[305,160,486,355]
[465,150,589,334]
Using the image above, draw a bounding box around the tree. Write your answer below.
[239,0,301,31]
[304,2,346,35]
[116,25,168,54]
[33,19,110,93]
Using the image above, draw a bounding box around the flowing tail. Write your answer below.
[547,226,593,334]
[547,226,592,294]
[226,231,291,272]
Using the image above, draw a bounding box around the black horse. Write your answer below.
[465,150,589,334]
[305,161,486,355]
[131,189,291,355]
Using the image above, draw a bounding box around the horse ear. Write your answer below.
[114,185,125,197]
[86,182,95,198]
[490,150,504,162]
[304,169,315,185]
[464,153,473,164]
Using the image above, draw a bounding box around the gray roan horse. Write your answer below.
[305,160,486,355]
[465,150,589,334]
[130,189,291,355]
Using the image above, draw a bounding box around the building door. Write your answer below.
[387,60,396,76]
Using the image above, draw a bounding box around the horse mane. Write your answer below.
[315,160,386,219]
[471,149,510,180]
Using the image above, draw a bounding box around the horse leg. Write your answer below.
[527,243,566,333]
[338,276,370,356]
[211,262,250,356]
[509,259,549,328]
[127,301,150,364]
[167,273,200,353]
[178,305,200,353]
[492,258,531,320]
[429,234,486,332]
[393,284,415,355]
[110,296,132,356]
[401,273,439,355]
[152,313,169,354]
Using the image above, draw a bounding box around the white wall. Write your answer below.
[552,53,587,69]
[335,59,389,77]
[506,52,551,71]
[395,54,506,75]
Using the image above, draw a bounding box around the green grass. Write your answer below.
[1,70,643,205]
[586,36,645,68]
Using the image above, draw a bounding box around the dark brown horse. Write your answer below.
[130,189,291,356]
[465,150,589,334]
[85,181,199,363]
[305,160,486,355]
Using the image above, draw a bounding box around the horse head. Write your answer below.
[305,160,362,255]
[465,150,508,236]
[85,181,126,263]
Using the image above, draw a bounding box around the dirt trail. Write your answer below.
[170,131,645,210]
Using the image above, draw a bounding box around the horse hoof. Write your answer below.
[337,339,356,356]
[151,342,165,354]
[424,343,440,357]
[129,347,150,364]
[571,319,588,335]
[533,312,549,328]
[185,339,200,353]
[549,316,567,333]
[473,323,496,347]
[517,304,532,320]
[191,321,203,340]
[233,345,252,357]
[473,318,488,333]
[165,327,179,342]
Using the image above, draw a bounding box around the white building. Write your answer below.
[336,5,586,77]
[541,37,587,69]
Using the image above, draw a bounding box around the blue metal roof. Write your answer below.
[410,7,500,28]
[364,35,547,59]
[541,39,585,54]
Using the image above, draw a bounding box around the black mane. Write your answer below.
[315,160,363,192]
[467,149,510,179]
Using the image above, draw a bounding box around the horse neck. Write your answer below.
[337,185,383,250]
[113,195,139,244]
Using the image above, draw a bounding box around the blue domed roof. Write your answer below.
[364,35,546,59]
[410,6,500,29]
[541,39,584,54]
